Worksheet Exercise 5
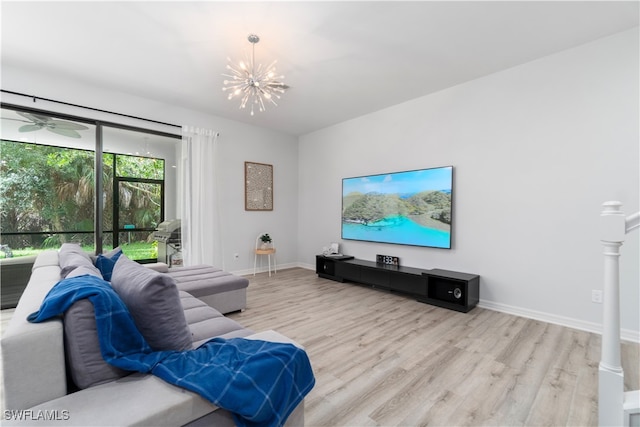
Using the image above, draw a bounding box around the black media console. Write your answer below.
[316,255,479,313]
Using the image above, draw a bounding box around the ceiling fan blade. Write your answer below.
[18,124,43,133]
[48,127,82,138]
[1,117,31,123]
[17,111,51,125]
[48,119,89,131]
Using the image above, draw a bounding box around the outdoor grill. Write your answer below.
[154,219,182,266]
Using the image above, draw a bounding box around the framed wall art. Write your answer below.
[245,161,273,211]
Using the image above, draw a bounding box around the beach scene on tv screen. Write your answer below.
[342,167,452,249]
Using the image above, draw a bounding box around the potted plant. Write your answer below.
[259,233,272,249]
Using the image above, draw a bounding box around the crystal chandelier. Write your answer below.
[222,34,287,116]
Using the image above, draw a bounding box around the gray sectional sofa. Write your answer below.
[1,247,305,426]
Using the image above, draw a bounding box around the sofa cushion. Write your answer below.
[94,247,123,281]
[32,250,59,269]
[66,264,103,279]
[169,266,249,297]
[65,264,129,389]
[59,243,94,278]
[0,253,66,411]
[110,255,192,351]
[64,298,131,389]
[179,291,252,348]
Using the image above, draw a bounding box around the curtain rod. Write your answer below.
[1,89,181,129]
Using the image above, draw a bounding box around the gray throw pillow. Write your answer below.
[59,243,94,278]
[110,255,192,351]
[64,299,130,389]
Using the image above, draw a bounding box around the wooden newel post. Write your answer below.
[599,201,625,427]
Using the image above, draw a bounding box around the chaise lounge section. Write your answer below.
[167,265,249,315]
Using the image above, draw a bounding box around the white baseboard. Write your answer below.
[231,262,300,277]
[477,300,639,343]
[230,267,254,276]
[298,262,315,271]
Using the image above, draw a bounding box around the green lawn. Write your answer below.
[2,242,157,261]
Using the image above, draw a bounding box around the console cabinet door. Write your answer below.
[316,256,346,281]
[390,273,427,296]
[423,271,480,312]
[335,262,360,282]
[316,257,335,276]
[360,266,389,287]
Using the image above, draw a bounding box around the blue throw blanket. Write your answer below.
[28,275,315,427]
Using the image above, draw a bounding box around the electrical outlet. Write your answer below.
[233,253,239,260]
[592,290,603,304]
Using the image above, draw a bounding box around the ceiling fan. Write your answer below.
[12,112,89,138]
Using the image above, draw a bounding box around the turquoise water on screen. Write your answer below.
[342,215,450,248]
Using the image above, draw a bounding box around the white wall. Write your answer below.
[298,28,639,339]
[1,66,299,274]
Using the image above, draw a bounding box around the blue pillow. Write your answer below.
[95,249,123,281]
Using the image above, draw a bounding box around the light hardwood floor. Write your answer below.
[228,268,639,427]
[1,268,638,426]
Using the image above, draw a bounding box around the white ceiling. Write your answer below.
[2,1,638,136]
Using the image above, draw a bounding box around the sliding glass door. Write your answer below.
[105,138,168,261]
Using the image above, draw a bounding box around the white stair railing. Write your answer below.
[599,201,640,427]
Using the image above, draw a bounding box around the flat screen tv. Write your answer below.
[342,166,453,249]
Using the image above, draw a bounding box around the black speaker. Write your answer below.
[429,277,465,305]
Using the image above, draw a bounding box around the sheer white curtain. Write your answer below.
[180,126,221,267]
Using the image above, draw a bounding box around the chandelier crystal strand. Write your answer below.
[222,34,286,116]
